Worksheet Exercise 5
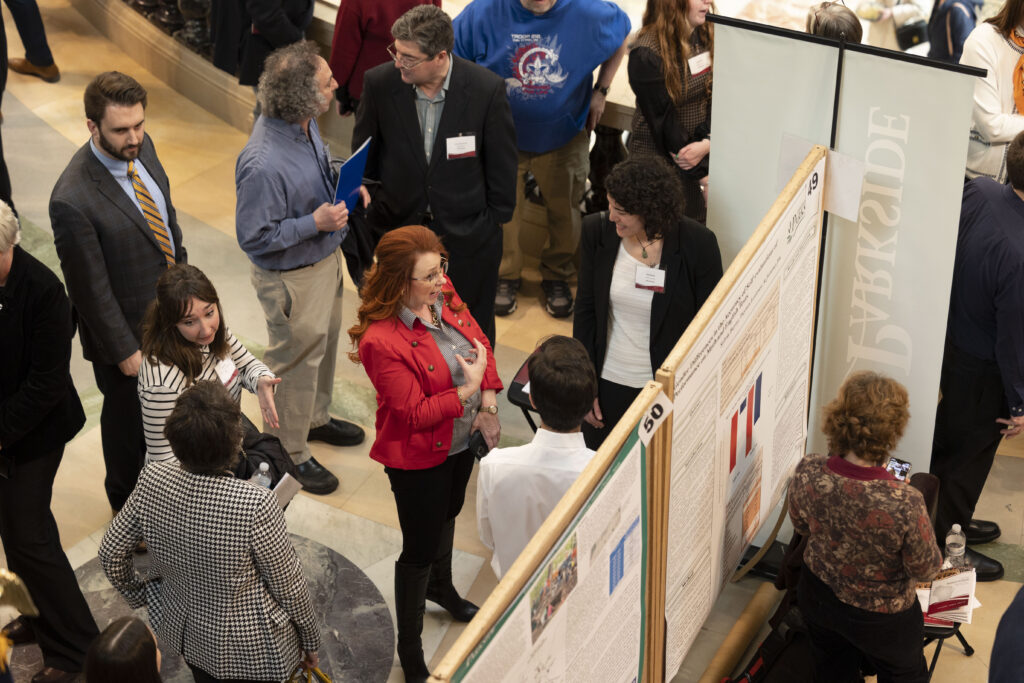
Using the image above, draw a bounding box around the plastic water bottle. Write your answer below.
[249,462,272,488]
[945,523,967,569]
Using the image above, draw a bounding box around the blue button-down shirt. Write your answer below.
[90,139,174,257]
[235,116,345,271]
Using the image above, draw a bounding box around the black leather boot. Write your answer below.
[394,561,431,683]
[426,518,480,622]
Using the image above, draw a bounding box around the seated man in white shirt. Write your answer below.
[476,335,598,579]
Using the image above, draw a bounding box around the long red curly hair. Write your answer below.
[347,225,464,364]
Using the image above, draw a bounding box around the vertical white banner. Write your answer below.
[706,24,837,266]
[806,52,976,474]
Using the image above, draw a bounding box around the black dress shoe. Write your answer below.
[307,417,365,447]
[1,615,35,644]
[294,457,339,495]
[966,547,1004,582]
[966,519,1001,545]
[31,666,78,683]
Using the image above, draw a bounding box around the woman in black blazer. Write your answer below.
[574,157,723,449]
[0,201,100,682]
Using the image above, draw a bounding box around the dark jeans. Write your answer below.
[0,447,99,670]
[582,378,643,450]
[929,342,1006,541]
[187,662,274,683]
[92,361,146,511]
[799,569,928,683]
[442,226,501,347]
[2,0,53,66]
[385,450,475,565]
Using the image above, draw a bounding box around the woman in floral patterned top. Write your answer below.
[789,371,942,683]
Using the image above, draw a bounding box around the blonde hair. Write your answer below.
[0,201,19,253]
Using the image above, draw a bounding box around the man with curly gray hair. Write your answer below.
[235,40,369,495]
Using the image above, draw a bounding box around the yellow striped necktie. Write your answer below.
[127,160,174,267]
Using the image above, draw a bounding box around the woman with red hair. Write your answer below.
[348,225,502,682]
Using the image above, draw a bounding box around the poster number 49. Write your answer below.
[807,171,818,196]
[639,391,673,446]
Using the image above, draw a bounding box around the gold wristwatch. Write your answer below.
[480,404,498,415]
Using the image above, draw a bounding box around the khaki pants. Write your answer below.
[251,248,344,465]
[500,130,590,282]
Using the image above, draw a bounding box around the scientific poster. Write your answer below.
[452,432,648,683]
[663,153,825,678]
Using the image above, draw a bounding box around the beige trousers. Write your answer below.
[500,130,590,281]
[251,247,344,465]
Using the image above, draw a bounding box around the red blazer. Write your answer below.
[359,280,502,470]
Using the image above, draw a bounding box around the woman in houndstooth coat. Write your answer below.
[99,381,321,683]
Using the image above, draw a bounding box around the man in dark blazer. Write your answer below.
[352,4,517,343]
[50,71,185,512]
[0,203,100,683]
[238,0,313,88]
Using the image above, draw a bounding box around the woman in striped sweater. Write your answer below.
[138,264,280,463]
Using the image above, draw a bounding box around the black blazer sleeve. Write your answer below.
[684,219,723,307]
[628,47,686,156]
[352,71,381,177]
[481,75,517,224]
[245,0,306,46]
[0,251,85,456]
[573,212,606,372]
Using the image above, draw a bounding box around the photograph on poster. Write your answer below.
[530,534,579,643]
[450,430,648,683]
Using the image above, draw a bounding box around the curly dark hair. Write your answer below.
[604,156,686,240]
[821,371,909,465]
[257,41,324,123]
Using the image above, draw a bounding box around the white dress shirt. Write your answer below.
[476,428,595,579]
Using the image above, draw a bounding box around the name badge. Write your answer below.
[688,52,711,76]
[447,135,477,159]
[214,357,238,387]
[635,264,666,293]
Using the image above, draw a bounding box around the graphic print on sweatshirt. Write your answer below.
[506,34,568,99]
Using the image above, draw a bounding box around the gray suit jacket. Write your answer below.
[50,135,186,365]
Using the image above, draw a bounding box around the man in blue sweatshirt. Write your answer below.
[454,0,630,318]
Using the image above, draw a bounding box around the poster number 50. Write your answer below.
[639,391,673,446]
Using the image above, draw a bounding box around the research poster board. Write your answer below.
[658,148,826,679]
[432,385,666,683]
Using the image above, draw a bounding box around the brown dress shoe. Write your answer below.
[31,666,78,683]
[9,57,60,83]
[1,615,35,644]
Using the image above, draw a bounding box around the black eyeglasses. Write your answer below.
[410,258,448,284]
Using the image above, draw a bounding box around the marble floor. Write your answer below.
[0,0,1021,682]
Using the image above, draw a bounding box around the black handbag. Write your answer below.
[896,17,928,49]
[233,414,296,487]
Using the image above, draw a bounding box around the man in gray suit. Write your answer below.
[50,71,185,513]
